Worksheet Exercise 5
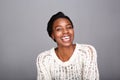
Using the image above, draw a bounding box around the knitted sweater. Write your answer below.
[36,44,99,80]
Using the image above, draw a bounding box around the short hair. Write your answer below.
[47,12,73,38]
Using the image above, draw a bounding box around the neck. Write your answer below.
[55,44,75,62]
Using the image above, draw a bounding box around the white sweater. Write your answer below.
[36,44,99,80]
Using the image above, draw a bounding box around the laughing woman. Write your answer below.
[36,12,99,80]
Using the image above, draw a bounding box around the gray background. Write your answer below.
[0,0,120,80]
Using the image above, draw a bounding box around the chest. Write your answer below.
[49,60,83,80]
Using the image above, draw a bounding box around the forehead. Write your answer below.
[53,18,71,26]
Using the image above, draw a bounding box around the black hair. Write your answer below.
[47,12,73,38]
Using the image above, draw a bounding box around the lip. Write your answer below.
[61,35,71,42]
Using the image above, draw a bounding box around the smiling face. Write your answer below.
[52,18,74,47]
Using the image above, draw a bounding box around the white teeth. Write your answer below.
[62,36,70,41]
[64,36,69,39]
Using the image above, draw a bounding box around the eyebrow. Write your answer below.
[55,24,72,28]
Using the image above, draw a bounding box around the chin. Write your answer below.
[56,39,74,47]
[61,42,73,47]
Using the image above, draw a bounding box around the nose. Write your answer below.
[63,28,68,34]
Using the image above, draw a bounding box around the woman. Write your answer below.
[36,12,99,80]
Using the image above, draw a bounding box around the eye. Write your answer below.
[55,27,62,31]
[66,25,73,29]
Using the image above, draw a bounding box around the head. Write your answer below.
[47,12,74,47]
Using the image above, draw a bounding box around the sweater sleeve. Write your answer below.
[82,45,99,80]
[36,53,52,80]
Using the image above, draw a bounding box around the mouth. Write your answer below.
[61,36,70,42]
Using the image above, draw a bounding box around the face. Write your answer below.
[52,18,74,47]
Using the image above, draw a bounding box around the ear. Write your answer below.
[51,33,56,42]
[51,33,55,40]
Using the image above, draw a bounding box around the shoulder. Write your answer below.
[36,48,53,64]
[77,43,96,51]
[77,43,97,59]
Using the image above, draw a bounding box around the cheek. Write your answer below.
[53,31,62,39]
[70,29,74,35]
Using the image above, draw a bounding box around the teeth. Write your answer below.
[62,36,69,39]
[63,36,69,39]
[62,36,70,41]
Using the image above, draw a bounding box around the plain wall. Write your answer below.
[0,0,120,80]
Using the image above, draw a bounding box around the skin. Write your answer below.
[51,18,75,62]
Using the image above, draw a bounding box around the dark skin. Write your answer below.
[51,18,75,62]
[55,44,76,62]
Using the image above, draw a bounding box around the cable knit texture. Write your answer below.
[36,44,99,80]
